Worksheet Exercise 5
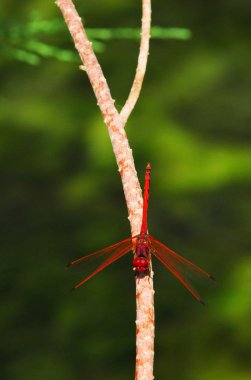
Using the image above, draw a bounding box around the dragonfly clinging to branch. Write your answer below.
[67,164,214,304]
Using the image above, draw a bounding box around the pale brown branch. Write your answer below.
[56,0,142,233]
[135,273,155,380]
[120,0,151,126]
[55,1,154,379]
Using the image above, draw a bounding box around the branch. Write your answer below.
[120,0,151,126]
[56,0,142,232]
[55,1,154,379]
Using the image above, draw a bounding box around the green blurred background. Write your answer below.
[1,1,251,379]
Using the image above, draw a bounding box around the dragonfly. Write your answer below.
[67,163,214,304]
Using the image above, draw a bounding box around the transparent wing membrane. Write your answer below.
[67,237,134,289]
[149,235,215,304]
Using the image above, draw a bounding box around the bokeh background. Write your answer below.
[1,1,251,379]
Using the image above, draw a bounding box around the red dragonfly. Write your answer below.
[67,164,214,304]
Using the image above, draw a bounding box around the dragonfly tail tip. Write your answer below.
[200,298,206,306]
[209,274,216,283]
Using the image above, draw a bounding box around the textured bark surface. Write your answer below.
[135,275,155,380]
[56,0,142,233]
[120,0,151,126]
[56,1,154,379]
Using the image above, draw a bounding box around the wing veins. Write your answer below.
[73,243,132,289]
[149,235,213,280]
[67,236,137,268]
[152,247,204,303]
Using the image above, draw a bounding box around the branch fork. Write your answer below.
[56,1,154,379]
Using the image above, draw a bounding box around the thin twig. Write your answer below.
[55,1,154,379]
[120,0,151,126]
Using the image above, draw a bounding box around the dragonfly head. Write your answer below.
[132,257,148,272]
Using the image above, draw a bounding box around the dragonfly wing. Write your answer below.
[149,235,214,304]
[67,236,135,289]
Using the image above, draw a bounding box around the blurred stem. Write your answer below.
[86,26,191,40]
[56,1,154,379]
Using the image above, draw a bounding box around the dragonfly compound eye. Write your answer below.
[140,258,148,267]
[132,258,141,267]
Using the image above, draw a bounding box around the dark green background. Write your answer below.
[1,1,251,379]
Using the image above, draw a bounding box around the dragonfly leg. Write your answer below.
[134,268,150,279]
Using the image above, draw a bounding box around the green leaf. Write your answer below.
[3,47,41,65]
[24,40,78,62]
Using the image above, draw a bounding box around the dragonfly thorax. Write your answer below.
[135,234,149,258]
[132,235,150,273]
[135,244,149,258]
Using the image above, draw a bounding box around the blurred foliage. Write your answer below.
[1,1,251,380]
[0,12,191,65]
